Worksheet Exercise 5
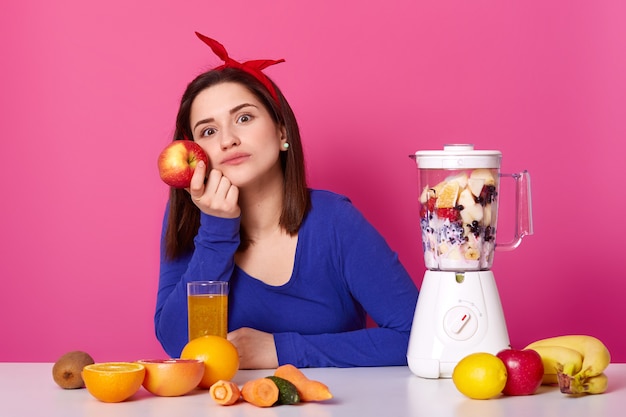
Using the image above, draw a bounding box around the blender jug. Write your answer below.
[407,144,533,379]
[415,144,532,271]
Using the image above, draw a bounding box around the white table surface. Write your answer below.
[1,363,624,416]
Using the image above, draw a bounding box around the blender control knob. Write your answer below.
[449,311,471,333]
[444,306,478,341]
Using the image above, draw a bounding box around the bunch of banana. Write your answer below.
[524,335,611,395]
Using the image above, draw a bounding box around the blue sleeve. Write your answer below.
[274,196,419,367]
[154,206,240,357]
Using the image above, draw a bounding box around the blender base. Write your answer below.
[407,269,510,379]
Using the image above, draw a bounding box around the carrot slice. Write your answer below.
[274,364,333,402]
[209,380,241,406]
[241,377,279,407]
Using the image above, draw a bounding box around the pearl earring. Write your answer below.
[283,142,290,150]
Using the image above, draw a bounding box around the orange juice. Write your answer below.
[188,294,228,340]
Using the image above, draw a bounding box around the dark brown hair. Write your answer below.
[164,68,310,259]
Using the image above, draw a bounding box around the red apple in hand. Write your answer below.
[157,140,208,188]
[496,348,544,395]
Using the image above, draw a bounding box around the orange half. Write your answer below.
[82,362,145,403]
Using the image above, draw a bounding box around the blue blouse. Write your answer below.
[155,189,419,367]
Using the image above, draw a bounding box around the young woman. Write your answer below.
[155,33,419,369]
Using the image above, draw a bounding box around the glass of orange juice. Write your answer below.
[187,281,228,341]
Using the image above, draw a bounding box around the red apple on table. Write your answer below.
[496,348,544,395]
[157,140,208,188]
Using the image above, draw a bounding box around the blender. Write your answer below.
[406,144,533,378]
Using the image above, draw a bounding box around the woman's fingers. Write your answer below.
[189,161,207,201]
[189,167,240,218]
[204,168,225,196]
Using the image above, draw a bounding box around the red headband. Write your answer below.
[195,32,285,105]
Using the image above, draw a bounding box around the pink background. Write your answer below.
[2,0,625,363]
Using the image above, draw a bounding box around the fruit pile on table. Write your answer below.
[452,334,611,399]
[52,335,333,407]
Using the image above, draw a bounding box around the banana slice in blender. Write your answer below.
[464,246,480,260]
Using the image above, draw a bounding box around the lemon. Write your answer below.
[452,352,507,400]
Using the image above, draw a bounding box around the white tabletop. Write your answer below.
[1,363,624,416]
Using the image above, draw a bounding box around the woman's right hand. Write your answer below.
[188,161,241,218]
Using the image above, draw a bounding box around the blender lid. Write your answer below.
[413,144,502,169]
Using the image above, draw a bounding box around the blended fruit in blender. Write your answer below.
[419,168,498,271]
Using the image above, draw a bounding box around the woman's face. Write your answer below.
[189,82,287,188]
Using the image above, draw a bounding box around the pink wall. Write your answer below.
[2,0,625,363]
